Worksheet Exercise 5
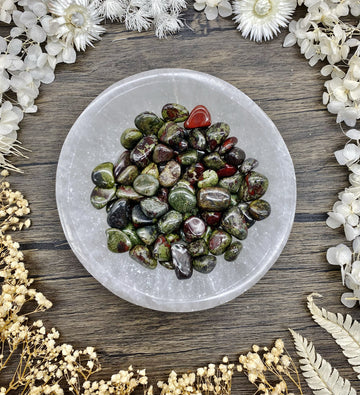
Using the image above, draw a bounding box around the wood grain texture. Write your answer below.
[1,6,358,394]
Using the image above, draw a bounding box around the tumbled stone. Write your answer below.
[224,241,243,262]
[183,216,206,241]
[205,122,230,151]
[218,173,243,194]
[122,222,143,246]
[116,165,139,185]
[217,164,237,178]
[152,144,174,163]
[197,169,218,189]
[175,140,189,152]
[159,160,181,187]
[91,162,115,188]
[132,204,157,226]
[208,230,232,255]
[106,228,132,253]
[116,186,144,202]
[218,137,238,155]
[140,197,169,218]
[238,203,256,228]
[177,149,198,166]
[90,186,116,209]
[221,206,248,240]
[230,194,240,206]
[136,225,158,245]
[107,199,131,229]
[114,151,131,178]
[184,105,211,129]
[202,226,213,244]
[187,239,209,257]
[197,187,231,211]
[201,211,222,226]
[130,135,157,168]
[225,147,246,167]
[168,187,197,213]
[120,128,143,150]
[133,174,159,196]
[130,245,157,269]
[188,129,207,150]
[248,199,271,220]
[183,162,205,185]
[157,210,183,234]
[203,152,226,170]
[193,255,217,274]
[135,111,164,135]
[239,171,268,202]
[141,162,159,179]
[171,244,193,280]
[162,103,189,123]
[171,180,195,195]
[158,121,185,148]
[152,235,171,262]
[240,158,259,174]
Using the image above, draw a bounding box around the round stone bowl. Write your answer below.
[56,68,296,312]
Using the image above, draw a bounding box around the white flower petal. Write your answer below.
[29,25,47,43]
[348,213,359,227]
[334,149,349,165]
[326,212,345,228]
[345,223,359,241]
[20,10,37,27]
[341,292,357,308]
[204,5,218,20]
[346,129,360,140]
[218,1,232,17]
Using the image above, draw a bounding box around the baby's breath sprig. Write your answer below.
[237,339,303,395]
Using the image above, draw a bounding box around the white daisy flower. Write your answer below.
[48,0,105,51]
[233,0,296,42]
[194,0,232,20]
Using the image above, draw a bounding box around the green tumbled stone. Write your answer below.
[208,230,232,255]
[218,173,243,194]
[133,174,159,197]
[230,194,240,206]
[136,225,158,246]
[221,206,248,240]
[116,165,139,185]
[202,226,213,244]
[171,180,195,195]
[141,162,159,179]
[203,152,226,170]
[90,186,116,209]
[248,199,271,220]
[157,210,183,234]
[197,169,218,189]
[188,239,209,257]
[162,103,189,123]
[239,171,268,202]
[106,228,132,253]
[168,187,197,214]
[197,187,231,211]
[91,162,115,188]
[165,233,181,244]
[224,241,243,262]
[122,223,143,246]
[152,235,171,262]
[158,121,185,147]
[192,255,217,274]
[177,149,198,166]
[140,197,169,218]
[129,245,157,269]
[205,122,230,151]
[135,111,164,135]
[120,128,143,150]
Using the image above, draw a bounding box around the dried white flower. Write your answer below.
[49,0,105,51]
[194,0,232,20]
[233,0,296,42]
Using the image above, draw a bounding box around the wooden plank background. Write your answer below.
[2,6,359,394]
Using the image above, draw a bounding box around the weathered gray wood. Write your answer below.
[1,7,359,394]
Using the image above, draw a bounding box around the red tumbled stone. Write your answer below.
[184,105,211,129]
[201,211,222,226]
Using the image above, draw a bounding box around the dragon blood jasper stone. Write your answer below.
[106,228,132,253]
[208,230,232,255]
[192,255,217,274]
[239,171,269,202]
[168,187,197,213]
[184,105,211,129]
[90,186,116,209]
[130,135,158,168]
[158,121,185,147]
[162,103,189,122]
[224,241,243,262]
[120,128,143,150]
[134,111,164,135]
[221,206,248,240]
[248,199,271,220]
[171,243,193,280]
[130,245,157,269]
[205,122,230,151]
[133,174,159,196]
[91,162,115,189]
[159,160,181,187]
[107,198,131,229]
[197,187,231,211]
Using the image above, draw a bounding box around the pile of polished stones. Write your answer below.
[90,103,270,280]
